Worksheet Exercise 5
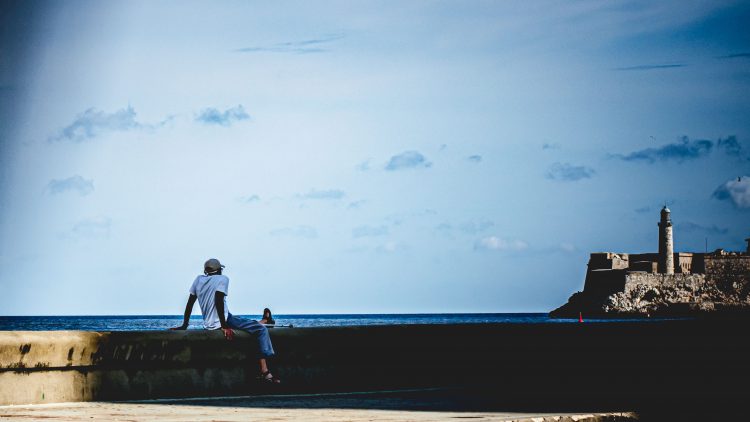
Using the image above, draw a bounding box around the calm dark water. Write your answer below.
[0,313,670,331]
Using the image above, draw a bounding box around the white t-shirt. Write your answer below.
[189,274,230,330]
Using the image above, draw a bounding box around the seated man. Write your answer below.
[171,258,280,384]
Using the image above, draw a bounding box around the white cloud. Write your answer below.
[352,225,389,238]
[47,175,94,196]
[713,177,750,209]
[269,226,318,238]
[50,106,170,142]
[347,200,366,209]
[474,236,528,251]
[546,162,595,181]
[385,151,432,171]
[239,194,260,203]
[71,217,112,238]
[356,159,371,171]
[559,242,576,252]
[235,34,344,54]
[298,189,345,200]
[376,240,406,253]
[195,105,249,126]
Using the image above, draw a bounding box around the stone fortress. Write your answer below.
[551,207,750,317]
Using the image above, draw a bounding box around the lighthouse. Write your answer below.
[658,206,674,274]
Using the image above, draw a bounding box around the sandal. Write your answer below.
[258,371,281,384]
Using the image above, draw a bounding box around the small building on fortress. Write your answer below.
[551,206,750,317]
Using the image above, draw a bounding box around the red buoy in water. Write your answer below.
[578,312,583,323]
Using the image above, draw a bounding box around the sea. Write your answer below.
[0,313,669,331]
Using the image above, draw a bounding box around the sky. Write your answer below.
[0,0,749,316]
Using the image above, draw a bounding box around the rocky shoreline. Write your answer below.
[550,276,750,319]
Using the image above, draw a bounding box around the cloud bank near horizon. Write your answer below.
[614,136,745,164]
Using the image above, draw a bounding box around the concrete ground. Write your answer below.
[0,389,636,421]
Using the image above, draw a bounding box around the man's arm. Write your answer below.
[215,291,234,340]
[170,294,197,330]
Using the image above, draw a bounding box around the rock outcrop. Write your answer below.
[551,273,750,318]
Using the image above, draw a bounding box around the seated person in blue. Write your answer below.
[171,258,280,384]
[260,308,275,325]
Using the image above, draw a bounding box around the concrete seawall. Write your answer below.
[2,322,749,411]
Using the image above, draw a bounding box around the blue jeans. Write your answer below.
[227,313,275,358]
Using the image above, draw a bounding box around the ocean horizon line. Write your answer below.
[0,312,549,318]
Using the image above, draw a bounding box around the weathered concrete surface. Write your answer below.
[0,331,104,368]
[0,389,638,421]
[0,400,637,422]
[1,322,749,416]
[0,330,259,404]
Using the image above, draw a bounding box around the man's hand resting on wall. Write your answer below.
[222,327,234,340]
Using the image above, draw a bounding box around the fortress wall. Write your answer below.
[691,253,707,274]
[704,255,750,275]
[588,253,629,270]
[630,261,657,273]
[2,323,750,408]
[582,269,627,297]
[628,253,658,263]
[675,253,694,274]
[623,273,707,293]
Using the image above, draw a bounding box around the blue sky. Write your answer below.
[1,0,748,315]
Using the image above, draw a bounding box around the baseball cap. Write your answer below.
[204,258,225,273]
